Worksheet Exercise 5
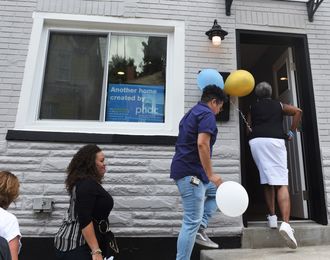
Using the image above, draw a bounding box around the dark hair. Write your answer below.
[201,85,228,103]
[65,144,102,194]
[0,171,19,209]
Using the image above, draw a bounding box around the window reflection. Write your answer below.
[39,33,107,120]
[106,35,167,123]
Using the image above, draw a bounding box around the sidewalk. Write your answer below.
[201,245,330,260]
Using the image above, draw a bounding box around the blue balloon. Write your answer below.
[197,69,224,90]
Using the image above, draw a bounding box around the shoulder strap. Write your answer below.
[68,186,77,220]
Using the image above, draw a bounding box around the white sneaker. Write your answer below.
[279,222,297,249]
[195,228,219,249]
[267,215,278,229]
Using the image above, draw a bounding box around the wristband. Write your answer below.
[287,130,295,138]
[91,248,102,255]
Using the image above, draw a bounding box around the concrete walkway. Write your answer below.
[201,245,330,260]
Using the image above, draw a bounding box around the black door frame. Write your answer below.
[237,29,328,226]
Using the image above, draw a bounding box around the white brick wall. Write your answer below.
[0,1,36,138]
[1,0,330,237]
[3,141,241,237]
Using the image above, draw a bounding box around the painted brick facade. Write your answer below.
[0,0,330,239]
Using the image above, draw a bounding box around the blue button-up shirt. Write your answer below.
[170,102,218,183]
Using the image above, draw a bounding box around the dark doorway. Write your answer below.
[236,30,327,225]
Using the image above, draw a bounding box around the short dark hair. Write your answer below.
[201,85,228,103]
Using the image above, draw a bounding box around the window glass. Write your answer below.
[106,35,167,123]
[39,33,107,120]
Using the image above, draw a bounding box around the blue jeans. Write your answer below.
[175,175,217,260]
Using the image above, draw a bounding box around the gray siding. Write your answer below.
[0,0,330,237]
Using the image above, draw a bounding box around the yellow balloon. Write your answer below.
[224,70,255,97]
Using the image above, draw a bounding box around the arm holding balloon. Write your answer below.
[197,133,223,187]
[282,104,302,141]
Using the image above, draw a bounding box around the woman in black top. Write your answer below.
[55,144,114,260]
[248,82,302,249]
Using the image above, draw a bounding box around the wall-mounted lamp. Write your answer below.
[205,19,228,46]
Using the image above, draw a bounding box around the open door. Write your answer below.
[239,30,327,225]
[272,48,308,219]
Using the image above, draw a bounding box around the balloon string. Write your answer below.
[230,100,252,132]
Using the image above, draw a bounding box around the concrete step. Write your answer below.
[200,245,330,260]
[200,221,330,260]
[242,221,330,248]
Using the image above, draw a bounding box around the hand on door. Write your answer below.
[286,130,295,141]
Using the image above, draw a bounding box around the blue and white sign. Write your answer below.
[106,84,165,122]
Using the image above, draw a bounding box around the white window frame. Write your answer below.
[15,12,185,136]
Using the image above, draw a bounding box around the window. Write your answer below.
[15,13,184,136]
[40,33,107,120]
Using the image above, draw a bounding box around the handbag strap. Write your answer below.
[93,218,111,233]
[68,186,77,220]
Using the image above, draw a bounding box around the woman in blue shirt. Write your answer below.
[171,85,227,260]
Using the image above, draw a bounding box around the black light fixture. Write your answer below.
[205,19,228,46]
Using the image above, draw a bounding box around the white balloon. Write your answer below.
[216,181,249,217]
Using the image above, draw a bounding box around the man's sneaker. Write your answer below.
[279,222,297,249]
[195,228,219,249]
[267,215,278,229]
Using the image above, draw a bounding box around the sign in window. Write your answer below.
[106,84,164,122]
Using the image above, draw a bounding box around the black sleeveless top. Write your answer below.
[250,99,285,140]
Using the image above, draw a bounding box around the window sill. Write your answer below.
[6,130,177,145]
